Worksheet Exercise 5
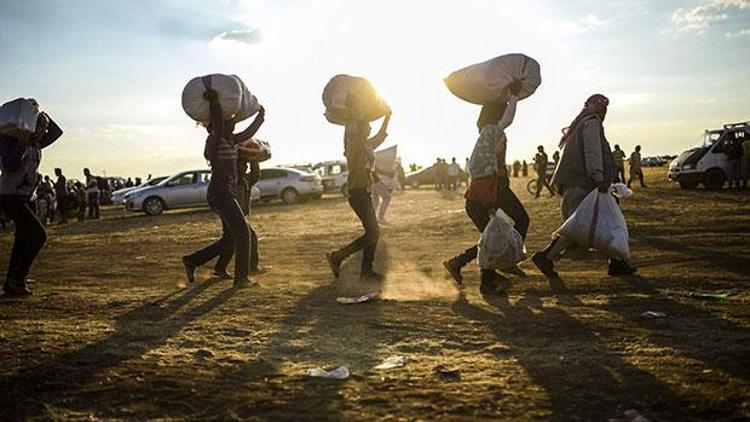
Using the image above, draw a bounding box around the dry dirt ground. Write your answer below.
[0,168,748,421]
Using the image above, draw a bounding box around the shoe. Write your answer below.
[212,269,232,280]
[326,252,341,278]
[234,277,258,288]
[360,270,385,281]
[182,256,196,283]
[608,259,637,276]
[443,259,463,287]
[532,252,559,279]
[250,267,268,275]
[501,265,527,277]
[3,279,32,296]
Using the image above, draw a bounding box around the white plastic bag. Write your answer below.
[612,182,633,199]
[322,74,389,125]
[444,53,542,104]
[181,74,243,124]
[0,98,40,136]
[231,76,261,124]
[477,209,527,271]
[554,189,631,260]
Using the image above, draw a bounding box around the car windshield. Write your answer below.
[695,131,722,148]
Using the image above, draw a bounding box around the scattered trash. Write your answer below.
[336,291,379,305]
[433,364,461,381]
[135,256,146,260]
[305,366,350,380]
[688,291,735,301]
[194,349,215,360]
[374,356,406,370]
[639,311,666,319]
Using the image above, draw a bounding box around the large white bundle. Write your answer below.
[444,54,541,104]
[0,98,40,136]
[477,209,527,271]
[554,189,631,260]
[182,74,260,125]
[322,74,389,125]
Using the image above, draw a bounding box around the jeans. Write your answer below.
[336,188,379,273]
[87,192,100,219]
[184,192,250,281]
[627,170,646,188]
[0,201,47,283]
[728,159,741,186]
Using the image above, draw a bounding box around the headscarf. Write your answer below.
[559,94,609,147]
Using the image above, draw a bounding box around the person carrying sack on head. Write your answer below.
[326,96,392,281]
[532,94,636,278]
[0,109,63,296]
[443,81,529,290]
[182,77,265,287]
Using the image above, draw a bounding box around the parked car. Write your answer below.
[405,163,469,189]
[641,156,667,167]
[256,167,323,204]
[669,121,749,190]
[313,160,349,196]
[112,176,167,205]
[124,170,259,215]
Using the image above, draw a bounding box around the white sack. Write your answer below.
[0,98,40,136]
[554,190,631,260]
[444,54,541,104]
[478,209,527,271]
[322,74,389,125]
[182,74,242,124]
[231,75,261,124]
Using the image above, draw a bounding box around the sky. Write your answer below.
[0,0,748,178]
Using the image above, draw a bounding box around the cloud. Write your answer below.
[212,28,263,44]
[560,13,608,35]
[671,0,750,34]
[726,27,750,36]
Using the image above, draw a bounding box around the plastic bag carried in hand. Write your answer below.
[554,189,631,260]
[611,183,633,199]
[237,138,271,163]
[322,74,389,125]
[478,209,527,271]
[444,54,542,105]
[182,74,260,125]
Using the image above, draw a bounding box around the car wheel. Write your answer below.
[410,180,420,190]
[703,168,726,190]
[281,188,300,205]
[143,197,165,215]
[678,180,699,189]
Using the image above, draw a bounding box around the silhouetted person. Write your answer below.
[83,168,100,219]
[448,157,461,190]
[627,145,646,188]
[534,145,554,198]
[612,144,626,182]
[522,160,528,177]
[53,168,68,224]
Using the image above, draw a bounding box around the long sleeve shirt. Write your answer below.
[344,120,388,192]
[468,95,518,180]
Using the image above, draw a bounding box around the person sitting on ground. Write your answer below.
[0,110,63,296]
[532,94,636,278]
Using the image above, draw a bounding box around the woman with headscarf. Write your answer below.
[531,94,636,278]
[443,81,528,291]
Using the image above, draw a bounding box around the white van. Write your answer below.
[313,160,349,196]
[668,122,749,190]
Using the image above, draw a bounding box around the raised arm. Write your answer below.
[367,112,391,150]
[203,92,224,161]
[231,106,265,144]
[496,95,518,131]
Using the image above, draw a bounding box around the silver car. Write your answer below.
[256,167,323,204]
[125,169,260,215]
[111,176,167,205]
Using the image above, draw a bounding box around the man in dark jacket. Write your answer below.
[532,94,636,278]
[53,168,68,224]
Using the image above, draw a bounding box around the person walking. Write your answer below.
[371,169,392,224]
[74,182,86,221]
[443,81,529,289]
[627,145,647,188]
[83,168,100,219]
[612,144,626,182]
[182,81,265,287]
[53,168,68,224]
[326,98,392,281]
[213,157,265,278]
[725,138,742,189]
[447,157,461,190]
[531,94,636,278]
[534,145,555,198]
[0,110,63,296]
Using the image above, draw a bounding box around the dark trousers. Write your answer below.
[87,192,100,219]
[627,170,646,188]
[454,186,529,268]
[215,226,258,272]
[535,174,554,197]
[185,192,250,281]
[337,188,379,273]
[0,201,47,283]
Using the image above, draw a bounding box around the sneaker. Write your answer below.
[182,256,196,283]
[326,252,341,278]
[501,265,527,277]
[532,252,559,279]
[212,269,232,280]
[443,259,463,287]
[608,260,637,276]
[3,279,32,296]
[360,270,385,282]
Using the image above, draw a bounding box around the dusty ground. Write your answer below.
[0,167,748,421]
